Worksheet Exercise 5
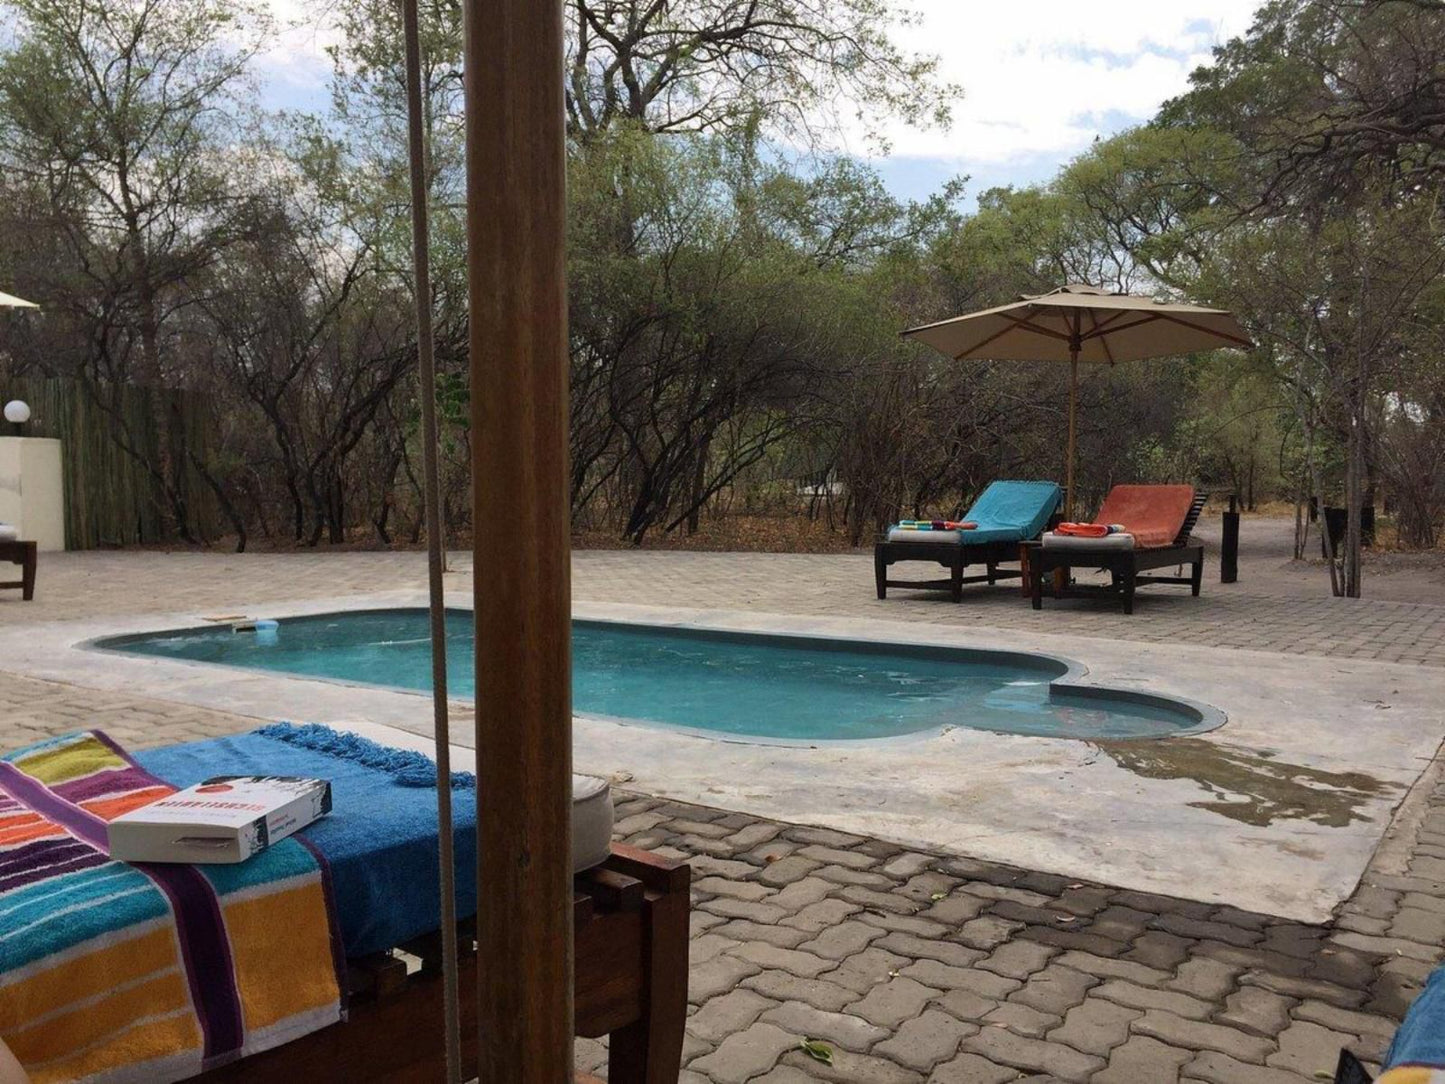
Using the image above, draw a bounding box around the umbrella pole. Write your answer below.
[1064,349,1078,520]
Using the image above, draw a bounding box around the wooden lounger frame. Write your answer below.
[1028,493,1208,615]
[199,844,690,1083]
[0,540,36,601]
[873,538,1027,603]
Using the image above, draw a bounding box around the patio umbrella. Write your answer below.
[0,291,38,308]
[902,284,1251,518]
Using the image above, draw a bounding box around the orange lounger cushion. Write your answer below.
[1092,485,1195,549]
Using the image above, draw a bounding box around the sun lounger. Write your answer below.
[0,722,690,1084]
[874,480,1062,602]
[0,539,35,601]
[1030,485,1206,614]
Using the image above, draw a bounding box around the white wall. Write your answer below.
[0,437,65,551]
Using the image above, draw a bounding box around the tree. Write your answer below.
[0,0,271,538]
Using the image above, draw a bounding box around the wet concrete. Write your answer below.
[1096,738,1397,828]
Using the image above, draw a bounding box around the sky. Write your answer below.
[252,0,1263,207]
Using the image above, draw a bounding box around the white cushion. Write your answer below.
[887,527,969,543]
[329,720,615,873]
[0,525,17,542]
[1041,531,1136,551]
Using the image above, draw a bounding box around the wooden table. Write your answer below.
[0,540,36,600]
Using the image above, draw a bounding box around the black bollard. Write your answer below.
[1221,494,1240,584]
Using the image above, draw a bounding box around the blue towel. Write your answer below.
[951,480,1062,545]
[1383,964,1445,1070]
[136,724,476,958]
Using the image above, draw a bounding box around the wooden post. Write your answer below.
[463,0,574,1078]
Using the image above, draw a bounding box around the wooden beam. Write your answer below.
[463,0,574,1077]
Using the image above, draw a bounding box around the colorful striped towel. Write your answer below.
[895,520,978,531]
[0,732,343,1083]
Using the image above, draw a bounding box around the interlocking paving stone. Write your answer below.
[1045,997,1141,1057]
[688,989,777,1042]
[1267,1020,1363,1076]
[702,897,790,924]
[799,921,885,960]
[1216,985,1295,1038]
[759,1000,889,1052]
[758,856,823,886]
[774,1048,924,1084]
[1293,998,1397,1038]
[1131,1010,1275,1062]
[1242,969,1368,1008]
[689,1021,799,1083]
[928,1051,1021,1083]
[823,947,911,995]
[729,943,834,978]
[1125,930,1193,970]
[961,1027,1106,1082]
[690,955,764,1004]
[848,977,940,1029]
[1169,956,1242,1001]
[1094,1036,1193,1083]
[714,919,810,949]
[1094,979,1214,1020]
[1009,964,1097,1016]
[854,910,949,938]
[977,940,1059,980]
[950,914,1018,948]
[982,1001,1060,1038]
[870,1008,977,1070]
[695,875,773,902]
[1182,1049,1321,1084]
[1056,950,1172,987]
[836,885,925,915]
[880,852,936,879]
[742,972,858,1014]
[875,932,984,969]
[896,958,1006,993]
[771,878,833,911]
[779,899,861,933]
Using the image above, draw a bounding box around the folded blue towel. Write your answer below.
[136,724,477,958]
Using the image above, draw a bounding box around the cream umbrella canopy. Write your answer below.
[901,284,1252,518]
[0,291,38,308]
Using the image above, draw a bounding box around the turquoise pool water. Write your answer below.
[98,610,1211,742]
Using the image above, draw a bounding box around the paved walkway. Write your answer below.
[2,534,1444,1081]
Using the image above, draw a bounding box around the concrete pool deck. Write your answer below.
[4,532,1445,1081]
[13,591,1439,922]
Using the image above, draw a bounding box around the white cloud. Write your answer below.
[865,1,1261,164]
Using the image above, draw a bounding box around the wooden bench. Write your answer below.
[199,843,690,1083]
[0,540,35,600]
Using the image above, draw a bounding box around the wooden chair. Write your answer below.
[200,843,690,1083]
[0,540,36,601]
[1030,491,1207,615]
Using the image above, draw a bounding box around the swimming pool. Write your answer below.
[95,609,1220,742]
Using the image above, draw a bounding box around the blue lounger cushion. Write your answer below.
[887,480,1061,546]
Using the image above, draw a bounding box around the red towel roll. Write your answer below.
[1055,522,1110,538]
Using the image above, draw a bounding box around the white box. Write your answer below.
[107,776,332,864]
